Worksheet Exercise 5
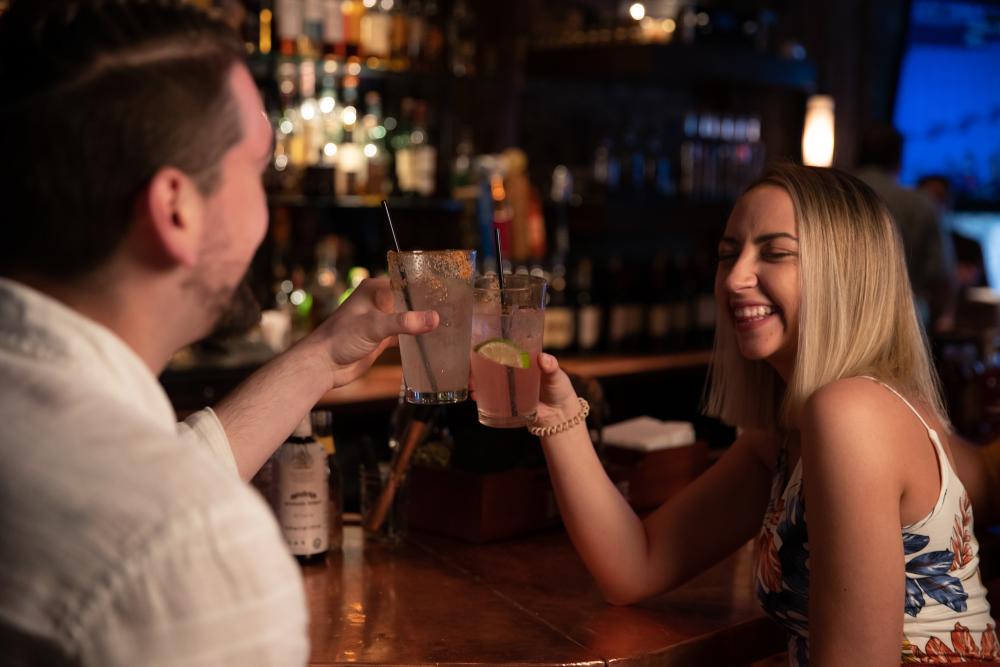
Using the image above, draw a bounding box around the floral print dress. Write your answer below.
[753,378,1000,665]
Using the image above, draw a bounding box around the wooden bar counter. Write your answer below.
[302,524,786,666]
[317,351,713,407]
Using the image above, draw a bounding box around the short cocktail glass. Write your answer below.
[388,249,476,404]
[471,274,547,428]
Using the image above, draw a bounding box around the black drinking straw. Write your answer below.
[382,200,438,397]
[493,227,518,418]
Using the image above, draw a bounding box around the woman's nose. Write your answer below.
[723,255,758,292]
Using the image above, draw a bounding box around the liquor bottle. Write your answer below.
[321,0,345,57]
[302,0,324,56]
[648,130,675,199]
[421,0,444,71]
[405,0,426,70]
[318,58,343,166]
[407,100,436,196]
[592,139,611,196]
[670,254,695,350]
[603,136,622,195]
[692,251,717,349]
[275,60,306,169]
[340,75,365,181]
[276,0,302,56]
[362,91,392,195]
[336,124,367,197]
[273,414,330,564]
[360,0,392,60]
[341,0,363,59]
[448,0,476,77]
[616,257,645,351]
[604,256,629,352]
[505,148,532,264]
[310,235,345,324]
[392,97,415,194]
[620,127,645,197]
[574,256,603,355]
[310,410,343,553]
[242,0,263,55]
[626,265,646,350]
[389,0,410,70]
[543,260,576,354]
[645,252,672,352]
[270,207,293,305]
[298,59,323,166]
[679,111,700,198]
[549,165,572,264]
[698,111,721,199]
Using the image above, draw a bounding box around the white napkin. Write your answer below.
[603,416,696,452]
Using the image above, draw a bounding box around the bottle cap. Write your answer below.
[292,414,313,438]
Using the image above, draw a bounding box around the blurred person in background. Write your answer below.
[918,174,987,296]
[856,125,958,333]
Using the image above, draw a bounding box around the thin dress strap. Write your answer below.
[858,375,934,435]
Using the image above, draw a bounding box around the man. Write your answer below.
[855,125,958,333]
[918,174,987,295]
[0,1,436,664]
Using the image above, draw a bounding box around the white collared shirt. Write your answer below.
[0,278,308,666]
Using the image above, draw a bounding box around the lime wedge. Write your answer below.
[474,339,531,369]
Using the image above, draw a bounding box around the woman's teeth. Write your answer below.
[734,305,774,320]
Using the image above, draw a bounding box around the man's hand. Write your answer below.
[309,277,439,389]
[213,276,438,482]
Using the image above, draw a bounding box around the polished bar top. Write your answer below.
[302,524,785,666]
[318,350,713,407]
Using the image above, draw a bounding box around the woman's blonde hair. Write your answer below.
[704,163,947,431]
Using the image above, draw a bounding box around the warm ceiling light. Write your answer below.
[802,95,835,167]
[629,3,646,21]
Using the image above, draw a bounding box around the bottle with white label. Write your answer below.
[274,414,330,564]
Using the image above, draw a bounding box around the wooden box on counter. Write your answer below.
[603,440,710,512]
[407,440,709,542]
[407,465,560,543]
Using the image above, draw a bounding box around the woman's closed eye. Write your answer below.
[761,250,798,261]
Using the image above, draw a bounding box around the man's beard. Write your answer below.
[184,267,262,343]
[208,272,262,339]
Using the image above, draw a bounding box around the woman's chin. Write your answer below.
[736,343,770,361]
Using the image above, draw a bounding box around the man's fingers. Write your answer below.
[368,310,438,342]
[401,310,438,334]
[372,281,395,313]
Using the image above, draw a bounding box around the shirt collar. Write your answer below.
[0,277,177,432]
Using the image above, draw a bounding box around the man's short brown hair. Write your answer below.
[0,0,247,280]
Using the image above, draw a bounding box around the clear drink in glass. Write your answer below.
[388,249,475,404]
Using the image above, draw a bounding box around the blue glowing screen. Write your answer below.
[894,0,1000,205]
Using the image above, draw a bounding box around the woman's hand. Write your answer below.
[534,352,582,427]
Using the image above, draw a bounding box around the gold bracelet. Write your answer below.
[527,398,590,437]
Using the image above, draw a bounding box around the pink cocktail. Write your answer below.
[471,275,547,428]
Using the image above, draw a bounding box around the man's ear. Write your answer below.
[144,167,205,268]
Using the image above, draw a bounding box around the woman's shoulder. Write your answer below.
[801,376,924,466]
[804,376,917,426]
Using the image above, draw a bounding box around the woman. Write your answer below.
[529,164,998,665]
